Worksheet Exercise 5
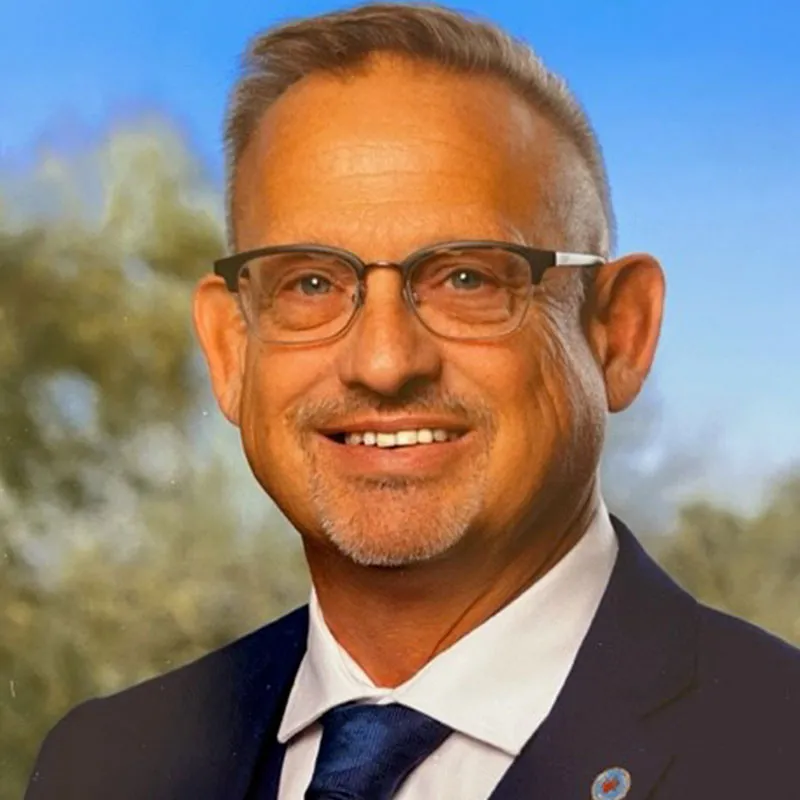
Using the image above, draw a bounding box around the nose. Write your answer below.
[335,267,442,398]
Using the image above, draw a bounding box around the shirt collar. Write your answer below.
[278,501,618,755]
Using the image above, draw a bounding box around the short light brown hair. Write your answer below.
[224,2,615,258]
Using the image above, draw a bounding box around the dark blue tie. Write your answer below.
[304,702,453,799]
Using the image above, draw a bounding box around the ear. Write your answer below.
[192,275,248,426]
[584,253,665,413]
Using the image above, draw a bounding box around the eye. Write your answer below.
[294,274,333,296]
[446,268,492,291]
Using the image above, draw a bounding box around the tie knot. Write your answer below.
[305,703,453,800]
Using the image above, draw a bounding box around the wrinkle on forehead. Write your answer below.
[244,126,545,205]
[258,208,533,259]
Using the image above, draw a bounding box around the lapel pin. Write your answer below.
[591,767,631,800]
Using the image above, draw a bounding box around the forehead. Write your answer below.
[234,56,563,255]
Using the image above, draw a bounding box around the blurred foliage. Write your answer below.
[656,470,800,645]
[0,120,797,800]
[0,125,221,512]
[1,466,309,799]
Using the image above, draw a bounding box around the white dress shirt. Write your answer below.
[277,504,618,799]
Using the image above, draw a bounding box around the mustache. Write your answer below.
[292,389,496,432]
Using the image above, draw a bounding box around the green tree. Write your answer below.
[0,124,220,512]
[656,469,800,645]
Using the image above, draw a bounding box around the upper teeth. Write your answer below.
[345,428,454,447]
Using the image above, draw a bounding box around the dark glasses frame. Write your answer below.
[213,239,605,344]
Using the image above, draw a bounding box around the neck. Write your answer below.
[305,482,602,687]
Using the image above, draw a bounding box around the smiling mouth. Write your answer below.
[324,428,466,448]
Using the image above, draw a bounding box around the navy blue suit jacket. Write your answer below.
[25,517,800,799]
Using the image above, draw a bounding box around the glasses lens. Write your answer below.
[238,251,359,343]
[410,246,532,339]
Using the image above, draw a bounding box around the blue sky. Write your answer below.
[2,0,799,510]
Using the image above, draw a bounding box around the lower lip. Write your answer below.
[315,432,473,476]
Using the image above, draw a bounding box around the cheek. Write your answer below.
[477,326,586,488]
[532,314,608,471]
[485,327,573,436]
[467,342,558,469]
[240,350,322,478]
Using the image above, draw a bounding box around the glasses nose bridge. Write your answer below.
[355,258,415,306]
[361,258,408,275]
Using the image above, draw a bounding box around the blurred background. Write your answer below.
[2,0,799,796]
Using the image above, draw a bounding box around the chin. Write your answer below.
[314,494,481,568]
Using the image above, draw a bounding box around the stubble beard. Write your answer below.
[307,459,489,568]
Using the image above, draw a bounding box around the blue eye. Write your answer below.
[447,269,487,290]
[297,275,333,295]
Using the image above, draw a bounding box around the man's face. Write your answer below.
[203,57,626,568]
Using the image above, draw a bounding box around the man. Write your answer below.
[26,3,800,799]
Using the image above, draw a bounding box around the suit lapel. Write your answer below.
[190,606,309,800]
[490,517,699,800]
